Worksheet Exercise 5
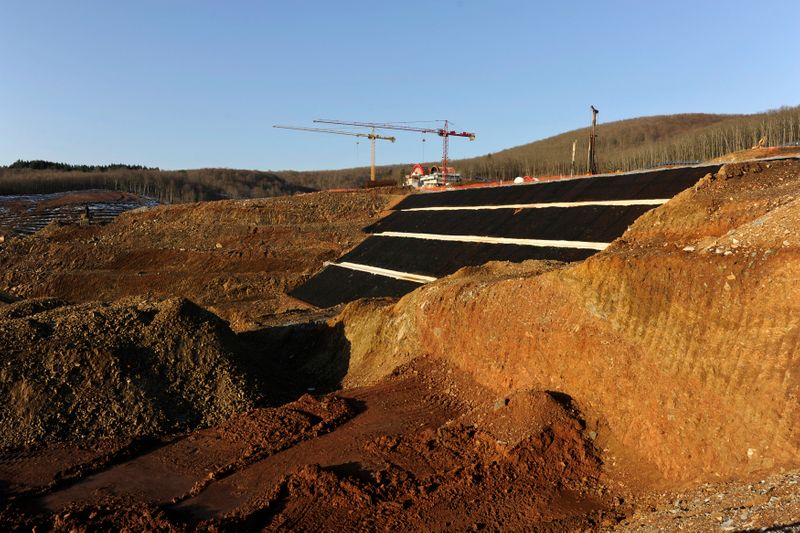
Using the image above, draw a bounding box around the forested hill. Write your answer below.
[455,106,800,179]
[275,106,800,185]
[330,106,800,183]
[0,165,314,203]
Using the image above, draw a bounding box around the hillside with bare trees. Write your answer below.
[458,106,800,179]
[296,106,800,183]
[2,107,798,199]
[0,166,314,203]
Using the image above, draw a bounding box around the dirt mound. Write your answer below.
[224,411,610,530]
[0,496,182,533]
[203,360,614,531]
[0,297,260,448]
[331,260,568,390]
[459,389,582,447]
[0,189,402,329]
[332,159,800,487]
[0,355,616,530]
[707,145,800,164]
[0,296,67,319]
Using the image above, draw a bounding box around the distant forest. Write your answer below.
[313,105,800,183]
[454,105,800,179]
[2,106,799,202]
[8,160,156,172]
[0,166,315,203]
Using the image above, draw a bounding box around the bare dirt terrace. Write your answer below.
[1,159,800,531]
[0,189,403,330]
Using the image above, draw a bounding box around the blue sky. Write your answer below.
[1,0,798,170]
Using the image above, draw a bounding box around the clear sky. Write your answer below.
[1,0,798,171]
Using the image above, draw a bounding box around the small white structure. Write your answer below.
[405,164,463,188]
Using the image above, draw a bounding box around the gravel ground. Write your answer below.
[617,471,800,531]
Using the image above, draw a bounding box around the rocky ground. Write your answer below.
[0,189,403,330]
[0,297,259,448]
[615,470,800,531]
[1,160,800,530]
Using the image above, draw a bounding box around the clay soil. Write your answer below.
[2,162,800,530]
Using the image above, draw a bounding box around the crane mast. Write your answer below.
[273,125,395,182]
[314,119,475,184]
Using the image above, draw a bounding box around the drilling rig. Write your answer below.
[588,106,599,175]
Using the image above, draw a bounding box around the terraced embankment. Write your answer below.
[292,164,719,307]
[0,190,157,237]
[331,159,800,486]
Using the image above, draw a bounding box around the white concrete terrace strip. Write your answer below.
[373,231,610,251]
[325,261,437,284]
[401,199,670,212]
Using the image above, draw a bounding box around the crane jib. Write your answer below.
[312,119,475,185]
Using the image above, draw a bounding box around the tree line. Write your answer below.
[3,106,798,200]
[454,106,800,179]
[0,167,314,203]
[9,160,157,172]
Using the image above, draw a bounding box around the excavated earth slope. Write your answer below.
[2,161,800,530]
[333,159,800,487]
[0,189,401,330]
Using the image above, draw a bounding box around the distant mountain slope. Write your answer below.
[277,106,800,186]
[459,107,799,179]
[459,113,735,178]
[3,106,798,199]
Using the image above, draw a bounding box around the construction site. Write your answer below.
[4,0,800,527]
[0,118,799,529]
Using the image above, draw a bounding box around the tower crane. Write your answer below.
[314,119,475,184]
[273,125,396,182]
